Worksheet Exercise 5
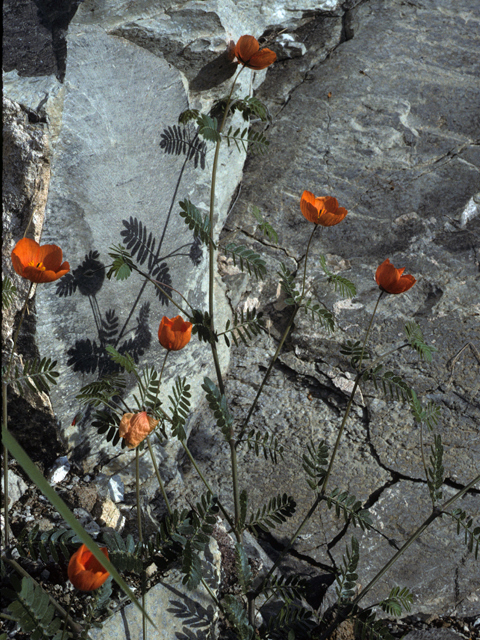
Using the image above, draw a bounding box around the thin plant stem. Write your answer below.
[136,448,143,542]
[317,474,480,640]
[2,556,83,637]
[2,281,34,547]
[146,436,172,515]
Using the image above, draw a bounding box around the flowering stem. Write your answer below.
[146,436,172,516]
[317,473,480,640]
[134,265,193,315]
[136,448,143,543]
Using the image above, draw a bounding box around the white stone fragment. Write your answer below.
[47,456,70,484]
[460,195,479,227]
[1,470,28,510]
[107,475,125,503]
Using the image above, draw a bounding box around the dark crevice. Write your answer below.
[254,529,335,574]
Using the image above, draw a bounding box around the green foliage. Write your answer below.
[318,255,357,298]
[354,611,395,640]
[261,574,308,602]
[223,308,265,347]
[179,199,215,248]
[278,263,301,305]
[228,95,271,123]
[265,603,313,638]
[190,308,217,344]
[379,586,413,616]
[181,541,203,590]
[426,434,444,504]
[245,429,284,464]
[2,275,17,309]
[222,242,267,279]
[196,113,221,143]
[6,577,67,640]
[223,126,270,155]
[340,340,370,368]
[15,526,82,564]
[448,509,480,559]
[9,357,59,395]
[248,493,296,535]
[202,377,233,441]
[107,244,134,280]
[326,489,373,531]
[178,108,200,124]
[251,206,278,244]
[299,298,335,332]
[102,531,143,573]
[105,345,137,374]
[92,409,122,447]
[235,542,253,594]
[335,536,360,603]
[168,376,191,441]
[76,372,126,408]
[404,321,436,362]
[139,366,162,414]
[303,440,329,491]
[410,390,441,430]
[362,365,412,401]
[223,595,254,640]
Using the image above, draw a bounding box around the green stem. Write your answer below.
[146,436,172,516]
[178,437,235,534]
[134,265,193,315]
[318,474,480,640]
[136,448,143,543]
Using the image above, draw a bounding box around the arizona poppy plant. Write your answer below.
[11,237,70,283]
[375,259,416,294]
[158,315,193,351]
[300,191,348,227]
[234,35,276,70]
[68,544,109,591]
[119,411,159,449]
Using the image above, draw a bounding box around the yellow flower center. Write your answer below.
[28,260,46,271]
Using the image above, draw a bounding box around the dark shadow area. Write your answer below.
[190,51,238,92]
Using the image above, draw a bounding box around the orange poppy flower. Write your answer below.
[68,544,109,591]
[300,191,348,226]
[158,315,193,351]
[375,259,416,294]
[11,237,70,283]
[234,35,276,70]
[119,411,159,449]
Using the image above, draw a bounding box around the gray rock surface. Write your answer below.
[3,0,479,634]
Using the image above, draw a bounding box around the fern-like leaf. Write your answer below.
[10,357,59,395]
[354,611,395,640]
[139,366,162,414]
[120,217,157,266]
[410,390,441,431]
[202,377,232,441]
[223,308,265,347]
[190,309,217,344]
[222,243,267,279]
[7,577,64,640]
[102,532,143,573]
[235,542,253,595]
[2,276,17,309]
[196,113,221,143]
[336,536,360,603]
[379,586,413,616]
[159,123,206,169]
[340,340,371,368]
[326,489,373,531]
[302,439,329,491]
[426,434,444,504]
[261,574,308,602]
[319,254,357,298]
[223,126,269,155]
[168,376,191,441]
[105,345,137,374]
[106,244,134,281]
[300,298,335,332]
[404,321,436,362]
[265,603,313,637]
[226,95,271,123]
[278,263,301,305]
[223,595,254,640]
[251,205,278,243]
[245,428,284,464]
[92,409,122,447]
[363,365,412,401]
[248,493,296,535]
[178,109,200,124]
[181,540,203,590]
[179,199,215,248]
[447,509,480,559]
[76,372,126,408]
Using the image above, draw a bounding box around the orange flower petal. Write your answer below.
[375,259,416,294]
[119,411,158,449]
[246,48,277,70]
[68,544,109,591]
[234,35,276,70]
[11,237,70,283]
[158,315,193,351]
[300,191,348,226]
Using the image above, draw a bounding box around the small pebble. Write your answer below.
[47,457,71,484]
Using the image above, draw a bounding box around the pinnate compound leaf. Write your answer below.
[354,611,396,640]
[340,340,370,368]
[222,243,267,279]
[223,308,265,348]
[107,244,134,280]
[426,434,444,504]
[326,488,373,531]
[11,357,59,395]
[447,509,480,559]
[202,377,232,441]
[248,493,296,535]
[251,205,278,243]
[319,254,356,298]
[362,365,412,401]
[181,541,203,590]
[404,321,436,362]
[2,276,17,309]
[179,199,215,248]
[7,577,64,640]
[196,113,221,143]
[380,586,413,616]
[168,376,191,441]
[105,345,137,374]
[335,536,360,603]
[190,309,217,344]
[303,439,329,491]
[410,389,441,431]
[245,429,284,464]
[235,542,253,594]
[223,595,254,640]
